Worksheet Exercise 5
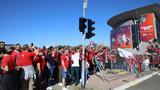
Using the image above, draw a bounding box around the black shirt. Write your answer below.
[45,54,55,65]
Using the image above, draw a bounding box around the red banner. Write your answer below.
[139,13,157,42]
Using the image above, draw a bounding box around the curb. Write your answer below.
[114,71,158,90]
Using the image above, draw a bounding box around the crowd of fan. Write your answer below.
[0,40,159,90]
[146,39,160,69]
[115,39,160,75]
[0,42,111,90]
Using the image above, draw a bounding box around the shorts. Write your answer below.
[61,69,67,79]
[22,65,36,80]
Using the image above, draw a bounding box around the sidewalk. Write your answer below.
[49,70,158,90]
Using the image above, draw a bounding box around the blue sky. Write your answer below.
[0,0,160,47]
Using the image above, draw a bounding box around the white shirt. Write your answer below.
[144,58,150,65]
[71,53,80,67]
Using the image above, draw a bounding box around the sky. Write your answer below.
[0,0,160,47]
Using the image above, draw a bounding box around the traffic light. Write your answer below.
[79,17,87,34]
[86,19,95,39]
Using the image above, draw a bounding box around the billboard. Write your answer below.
[110,25,132,49]
[139,13,157,42]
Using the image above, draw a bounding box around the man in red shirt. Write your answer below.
[11,44,22,67]
[1,50,14,74]
[1,49,17,90]
[11,44,22,90]
[88,48,94,74]
[20,44,37,90]
[61,48,69,90]
[33,49,50,90]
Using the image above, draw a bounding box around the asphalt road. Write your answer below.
[126,74,160,90]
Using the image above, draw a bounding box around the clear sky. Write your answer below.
[0,0,160,47]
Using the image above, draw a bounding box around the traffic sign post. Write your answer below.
[80,0,96,88]
[81,0,87,88]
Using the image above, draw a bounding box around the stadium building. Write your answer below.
[107,3,160,50]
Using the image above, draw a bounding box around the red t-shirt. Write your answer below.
[100,55,103,61]
[11,50,22,66]
[33,55,42,64]
[130,58,135,65]
[85,52,88,62]
[11,51,18,65]
[34,55,46,73]
[88,51,93,61]
[61,54,69,69]
[21,51,35,66]
[105,49,110,60]
[1,55,14,72]
[40,56,46,72]
[98,53,103,61]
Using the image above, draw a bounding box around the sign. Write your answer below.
[110,25,132,49]
[139,13,157,42]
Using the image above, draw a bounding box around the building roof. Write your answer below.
[107,3,160,28]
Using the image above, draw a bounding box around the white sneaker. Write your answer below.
[58,83,62,86]
[96,72,100,75]
[80,79,82,82]
[66,86,70,88]
[158,73,160,76]
[46,86,53,90]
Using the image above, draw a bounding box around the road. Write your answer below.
[126,73,160,90]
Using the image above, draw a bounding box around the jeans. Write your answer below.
[71,67,80,84]
[49,64,54,78]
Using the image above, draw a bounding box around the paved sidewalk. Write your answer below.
[49,70,157,90]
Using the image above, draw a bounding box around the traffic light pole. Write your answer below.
[81,0,87,88]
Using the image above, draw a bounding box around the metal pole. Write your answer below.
[136,11,140,45]
[81,0,87,88]
[109,31,113,70]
